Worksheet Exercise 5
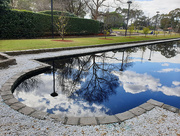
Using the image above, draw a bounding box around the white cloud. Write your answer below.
[112,70,180,97]
[135,0,180,17]
[161,63,169,67]
[112,70,161,94]
[173,81,180,86]
[157,68,180,73]
[103,0,179,18]
[158,86,180,97]
[14,91,109,117]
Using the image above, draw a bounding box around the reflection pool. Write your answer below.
[13,41,180,117]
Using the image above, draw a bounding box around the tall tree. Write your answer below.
[32,0,51,11]
[104,11,123,28]
[169,8,180,33]
[16,0,32,10]
[84,0,107,20]
[59,0,86,18]
[160,14,171,30]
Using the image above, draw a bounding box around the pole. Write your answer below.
[51,0,54,38]
[154,11,159,35]
[125,2,131,36]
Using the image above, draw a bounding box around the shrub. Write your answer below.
[128,25,134,37]
[0,9,101,39]
[0,9,52,38]
[143,27,150,37]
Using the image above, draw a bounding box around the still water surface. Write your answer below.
[13,41,180,117]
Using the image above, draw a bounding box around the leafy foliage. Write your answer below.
[0,9,52,38]
[55,14,69,40]
[143,27,150,37]
[0,0,10,11]
[0,9,100,39]
[128,24,134,37]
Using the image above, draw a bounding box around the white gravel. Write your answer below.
[0,51,180,136]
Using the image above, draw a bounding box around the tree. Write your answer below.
[143,27,149,37]
[160,14,171,36]
[169,8,180,33]
[59,0,86,18]
[55,12,69,40]
[104,11,123,28]
[128,24,134,37]
[16,0,32,10]
[84,0,107,20]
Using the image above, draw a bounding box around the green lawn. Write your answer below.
[113,29,172,34]
[0,34,179,51]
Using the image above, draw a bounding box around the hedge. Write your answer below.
[0,9,101,39]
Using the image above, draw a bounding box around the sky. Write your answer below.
[104,0,180,17]
[134,0,180,17]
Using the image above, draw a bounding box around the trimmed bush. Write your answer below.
[0,9,52,38]
[66,17,100,35]
[0,9,101,39]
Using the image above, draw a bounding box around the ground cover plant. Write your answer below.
[0,34,179,51]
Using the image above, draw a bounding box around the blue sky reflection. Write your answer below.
[14,41,180,116]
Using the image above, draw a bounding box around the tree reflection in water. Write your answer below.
[46,51,133,103]
[14,77,42,94]
[13,41,180,115]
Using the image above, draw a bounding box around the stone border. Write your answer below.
[0,52,16,68]
[3,38,180,56]
[0,38,180,125]
[0,65,180,125]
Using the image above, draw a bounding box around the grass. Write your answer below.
[113,29,171,34]
[0,34,179,51]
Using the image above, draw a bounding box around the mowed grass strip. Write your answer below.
[0,34,179,51]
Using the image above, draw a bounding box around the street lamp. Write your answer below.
[125,0,132,37]
[51,0,54,38]
[154,11,160,35]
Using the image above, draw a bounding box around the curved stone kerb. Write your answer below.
[1,65,180,126]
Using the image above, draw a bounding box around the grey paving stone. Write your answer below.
[139,102,155,111]
[97,116,119,124]
[115,111,135,121]
[10,102,26,110]
[129,107,146,116]
[4,98,19,105]
[30,111,48,120]
[1,85,12,92]
[6,78,16,83]
[48,114,65,123]
[162,104,179,113]
[147,99,164,107]
[1,94,14,100]
[80,117,97,126]
[3,82,14,86]
[66,117,80,125]
[1,90,12,96]
[18,106,35,115]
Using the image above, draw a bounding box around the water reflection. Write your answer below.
[51,61,58,97]
[14,41,180,116]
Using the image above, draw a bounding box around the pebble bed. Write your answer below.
[0,51,180,135]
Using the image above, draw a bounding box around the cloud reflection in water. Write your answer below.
[13,41,180,116]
